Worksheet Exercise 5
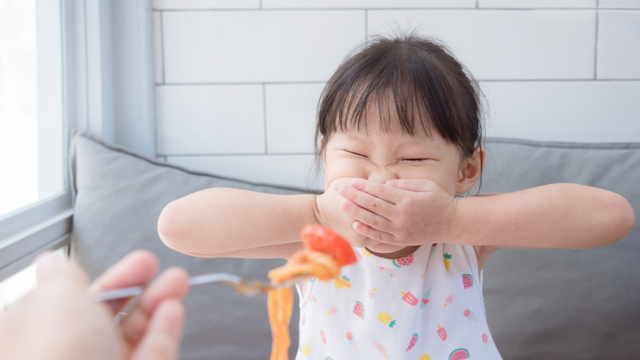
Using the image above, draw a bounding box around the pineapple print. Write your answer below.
[444,253,452,271]
[418,355,432,360]
[334,275,351,289]
[361,248,372,257]
[377,312,397,328]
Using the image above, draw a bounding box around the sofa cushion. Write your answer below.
[69,130,314,360]
[476,138,640,359]
[69,131,639,360]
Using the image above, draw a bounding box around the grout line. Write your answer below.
[159,81,328,86]
[83,0,90,131]
[260,0,262,10]
[476,1,479,9]
[148,7,640,11]
[160,11,166,84]
[263,84,268,154]
[594,0,599,80]
[157,79,639,86]
[162,152,316,157]
[365,9,368,39]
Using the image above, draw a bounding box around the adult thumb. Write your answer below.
[386,179,434,192]
[130,299,185,360]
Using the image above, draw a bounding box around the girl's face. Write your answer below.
[323,120,465,198]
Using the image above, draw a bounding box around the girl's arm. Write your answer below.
[339,179,634,249]
[157,188,319,259]
[451,183,635,249]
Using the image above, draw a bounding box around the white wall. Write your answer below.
[152,0,640,191]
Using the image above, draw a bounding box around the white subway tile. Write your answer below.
[166,154,324,191]
[368,10,596,80]
[262,0,475,9]
[597,11,640,79]
[265,84,324,153]
[478,0,596,8]
[156,85,265,155]
[480,81,640,142]
[599,0,640,8]
[153,0,259,10]
[153,11,163,84]
[162,11,366,83]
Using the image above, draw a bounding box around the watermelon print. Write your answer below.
[449,348,470,360]
[353,301,365,320]
[392,253,414,267]
[406,333,418,351]
[462,274,473,289]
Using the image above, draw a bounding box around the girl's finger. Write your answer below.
[130,299,185,360]
[341,200,394,233]
[350,178,403,203]
[352,221,398,244]
[339,185,395,218]
[386,179,435,192]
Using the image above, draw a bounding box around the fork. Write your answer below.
[94,272,303,324]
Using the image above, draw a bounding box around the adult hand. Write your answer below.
[315,177,380,249]
[0,250,189,360]
[338,178,457,245]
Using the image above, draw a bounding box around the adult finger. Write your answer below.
[119,267,190,347]
[341,200,394,233]
[352,221,399,244]
[339,185,395,218]
[88,250,159,314]
[386,179,435,192]
[35,252,89,287]
[130,299,185,360]
[349,178,403,203]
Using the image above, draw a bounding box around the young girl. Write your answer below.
[157,34,634,359]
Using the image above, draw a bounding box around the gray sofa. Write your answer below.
[69,130,639,359]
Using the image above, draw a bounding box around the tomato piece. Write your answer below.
[301,225,357,266]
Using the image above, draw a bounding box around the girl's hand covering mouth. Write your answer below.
[315,177,381,249]
[339,178,456,246]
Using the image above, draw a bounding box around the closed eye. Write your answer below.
[403,158,429,162]
[343,150,367,158]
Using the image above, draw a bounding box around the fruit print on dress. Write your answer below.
[327,306,338,315]
[300,344,311,355]
[378,312,397,328]
[392,253,414,267]
[334,275,351,289]
[406,333,418,351]
[353,301,365,320]
[482,333,489,343]
[319,327,327,344]
[444,252,452,271]
[418,354,432,360]
[449,348,470,360]
[462,273,473,289]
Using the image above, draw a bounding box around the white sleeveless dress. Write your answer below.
[295,242,503,359]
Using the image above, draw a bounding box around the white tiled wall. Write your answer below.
[153,1,639,190]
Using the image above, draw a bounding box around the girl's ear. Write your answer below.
[455,147,485,195]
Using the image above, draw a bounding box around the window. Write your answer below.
[0,0,65,218]
[0,0,68,308]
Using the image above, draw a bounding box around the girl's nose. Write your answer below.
[367,167,399,184]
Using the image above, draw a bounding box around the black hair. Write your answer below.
[314,32,486,191]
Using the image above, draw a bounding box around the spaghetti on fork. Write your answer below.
[266,225,357,360]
